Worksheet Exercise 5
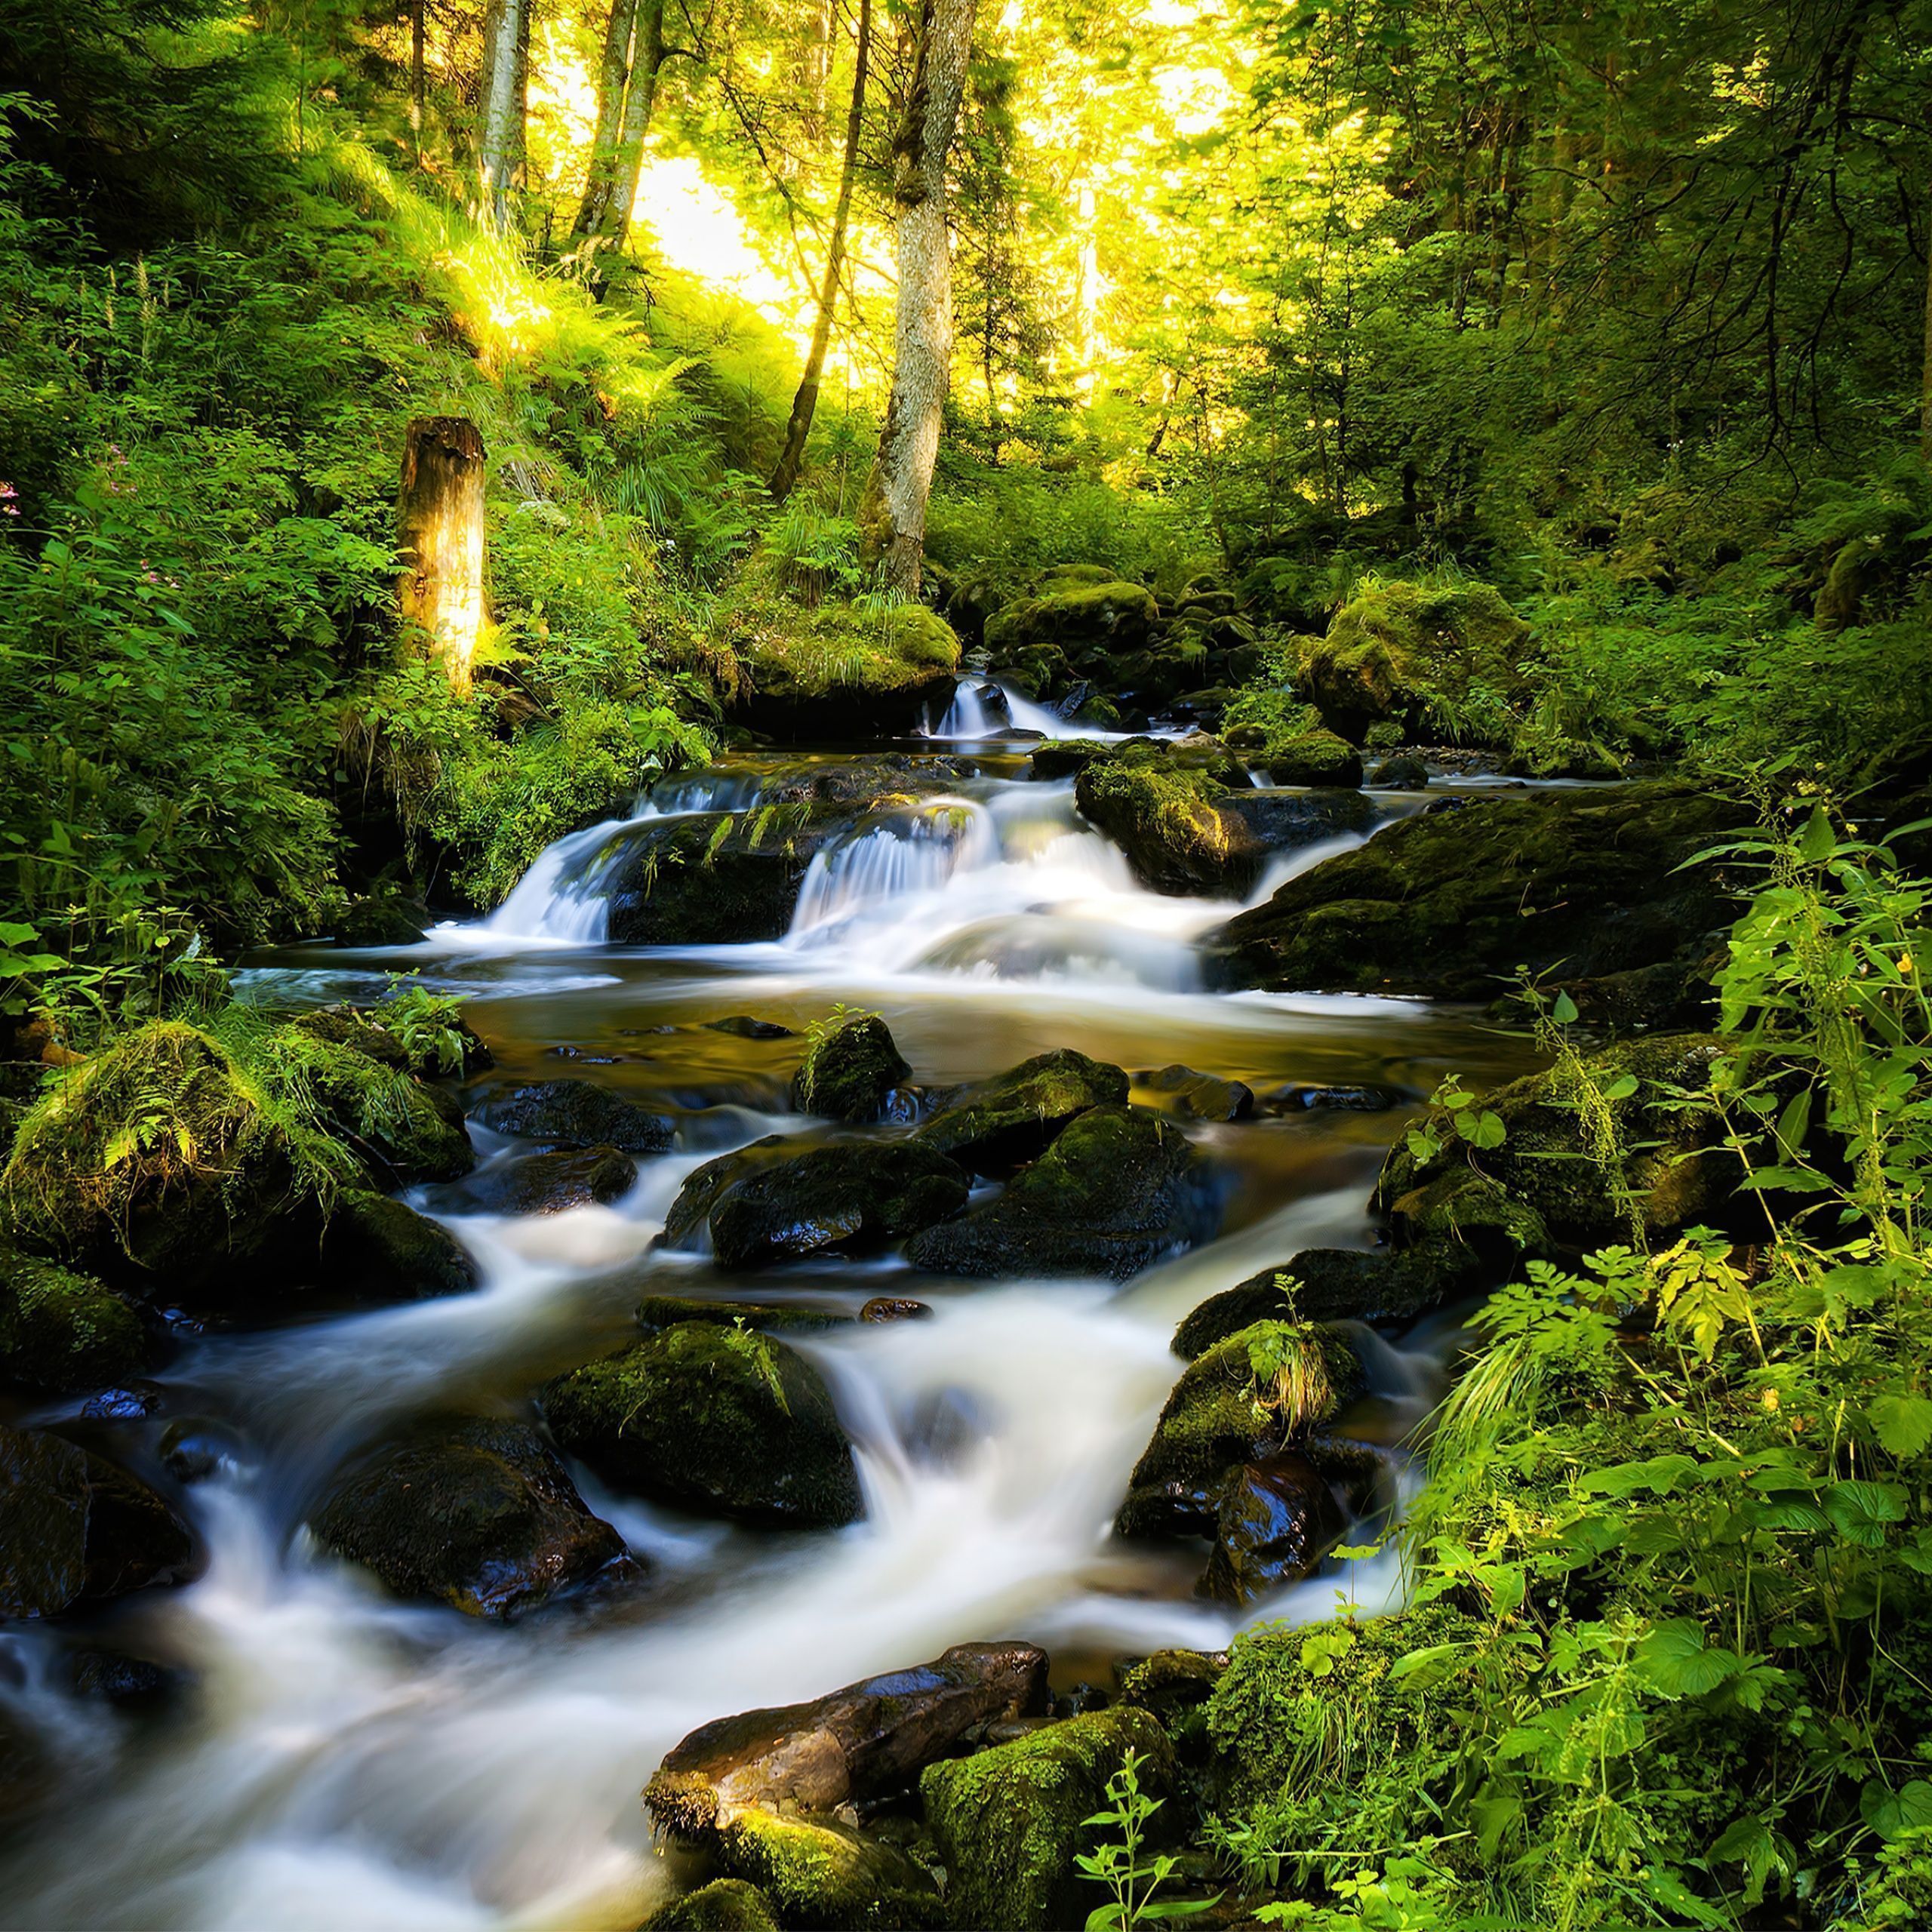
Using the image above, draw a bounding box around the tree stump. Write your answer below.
[398,417,487,692]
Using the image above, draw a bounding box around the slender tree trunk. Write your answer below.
[1921,250,1932,462]
[409,0,426,164]
[398,418,488,694]
[478,0,526,232]
[577,0,665,251]
[770,0,872,502]
[859,0,979,596]
[798,0,835,150]
[574,0,640,240]
[1071,174,1098,401]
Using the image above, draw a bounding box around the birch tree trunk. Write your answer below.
[582,0,666,250]
[398,418,488,694]
[574,0,639,240]
[770,0,872,502]
[477,0,526,232]
[858,0,978,597]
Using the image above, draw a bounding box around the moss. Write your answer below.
[605,804,842,945]
[323,1190,476,1299]
[1073,757,1251,897]
[641,1879,780,1932]
[919,1708,1177,1932]
[713,1810,943,1931]
[540,1321,863,1527]
[912,1048,1128,1176]
[0,1244,149,1393]
[792,1013,910,1123]
[740,605,961,701]
[984,577,1158,657]
[1262,728,1364,788]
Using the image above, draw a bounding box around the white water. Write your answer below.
[0,743,1527,1930]
[922,676,1145,743]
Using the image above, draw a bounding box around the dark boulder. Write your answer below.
[912,1048,1128,1177]
[1134,1064,1254,1122]
[905,1106,1220,1282]
[542,1322,863,1528]
[332,896,431,948]
[1264,730,1363,788]
[322,1192,477,1298]
[604,808,844,945]
[635,1295,849,1337]
[1074,749,1260,897]
[0,1244,150,1394]
[462,1145,637,1215]
[471,1079,675,1155]
[1198,1451,1349,1604]
[309,1416,628,1618]
[1367,755,1429,789]
[0,1422,194,1620]
[791,1014,911,1124]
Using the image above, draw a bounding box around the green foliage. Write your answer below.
[1076,1749,1218,1932]
[380,975,472,1076]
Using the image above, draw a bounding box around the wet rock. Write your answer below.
[1259,1082,1396,1112]
[912,1048,1128,1177]
[309,1416,629,1619]
[1116,1648,1228,1719]
[0,1244,150,1395]
[1367,754,1429,789]
[1220,787,1377,852]
[644,1641,1048,1835]
[906,1106,1220,1283]
[68,1648,191,1709]
[462,1145,637,1215]
[641,1880,780,1932]
[859,1297,929,1323]
[1375,1032,1749,1251]
[0,1700,47,1819]
[661,1137,784,1246]
[1116,1321,1365,1541]
[791,1014,911,1124]
[1204,782,1750,998]
[322,1191,477,1298]
[331,895,430,948]
[1074,749,1259,897]
[472,1078,675,1154]
[0,1422,195,1620]
[543,1323,863,1528]
[291,1002,491,1078]
[1134,1064,1254,1122]
[79,1384,163,1421]
[1265,729,1364,789]
[158,1418,242,1484]
[728,604,961,740]
[919,1707,1177,1932]
[605,808,844,945]
[1198,1451,1349,1604]
[635,1295,850,1336]
[708,1810,943,1930]
[704,1017,796,1041]
[1173,1244,1490,1355]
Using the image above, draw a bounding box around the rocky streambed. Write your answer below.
[0,725,1760,1928]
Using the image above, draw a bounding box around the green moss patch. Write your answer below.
[0,1244,149,1393]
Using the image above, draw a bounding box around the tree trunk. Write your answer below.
[409,0,425,163]
[798,0,835,150]
[477,0,526,232]
[1922,249,1932,462]
[398,418,488,694]
[581,0,666,250]
[770,0,872,502]
[574,0,640,241]
[859,0,979,596]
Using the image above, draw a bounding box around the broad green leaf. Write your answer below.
[1868,1394,1932,1459]
[1637,1619,1743,1697]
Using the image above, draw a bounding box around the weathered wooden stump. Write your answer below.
[398,416,486,691]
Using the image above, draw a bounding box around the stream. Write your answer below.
[0,716,1546,1930]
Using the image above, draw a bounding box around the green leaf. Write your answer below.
[1862,1778,1932,1841]
[1868,1394,1932,1460]
[1550,989,1579,1025]
[1825,1480,1907,1546]
[1637,1619,1743,1697]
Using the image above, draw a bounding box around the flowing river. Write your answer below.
[0,718,1543,1930]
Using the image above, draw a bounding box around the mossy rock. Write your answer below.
[792,1015,910,1124]
[0,1243,149,1394]
[281,1029,473,1185]
[635,1295,849,1337]
[713,1810,943,1930]
[919,1707,1177,1932]
[0,1420,195,1620]
[905,1106,1220,1283]
[1204,782,1750,998]
[1501,740,1625,781]
[309,1415,628,1618]
[912,1048,1128,1177]
[1074,756,1257,897]
[321,1191,477,1299]
[471,1078,675,1154]
[1117,1320,1364,1539]
[541,1322,863,1528]
[641,1880,780,1932]
[1263,729,1364,789]
[1299,580,1532,744]
[289,1003,491,1078]
[984,576,1159,662]
[1374,1032,1746,1251]
[462,1145,638,1215]
[734,605,961,740]
[605,805,846,944]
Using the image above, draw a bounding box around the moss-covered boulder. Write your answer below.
[635,1295,849,1337]
[1367,754,1429,789]
[711,1810,943,1930]
[605,805,844,945]
[1074,754,1258,897]
[331,894,432,949]
[1204,782,1749,998]
[288,1001,491,1079]
[324,1191,477,1299]
[471,1078,674,1154]
[905,1106,1220,1282]
[542,1322,863,1528]
[1263,729,1364,789]
[1299,580,1532,743]
[792,1014,911,1124]
[1374,1033,1746,1251]
[463,1144,637,1215]
[309,1416,628,1618]
[984,573,1160,663]
[265,1023,473,1185]
[1172,1244,1491,1356]
[912,1048,1128,1177]
[641,1879,780,1932]
[0,1244,149,1393]
[732,605,961,740]
[1,1421,195,1620]
[919,1707,1177,1932]
[1117,1321,1364,1542]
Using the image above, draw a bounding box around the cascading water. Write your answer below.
[922,676,1142,743]
[0,740,1539,1931]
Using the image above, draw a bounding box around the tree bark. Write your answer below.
[398,418,488,694]
[478,0,526,232]
[859,0,978,596]
[409,0,425,164]
[574,0,640,240]
[770,0,872,502]
[578,0,666,251]
[1922,248,1932,462]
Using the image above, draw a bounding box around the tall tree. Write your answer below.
[770,0,872,501]
[477,0,525,231]
[575,0,667,251]
[574,0,639,239]
[858,0,977,595]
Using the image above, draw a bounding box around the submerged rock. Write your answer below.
[1198,1451,1349,1603]
[1133,1064,1254,1122]
[0,1422,195,1620]
[461,1144,637,1215]
[0,1244,149,1394]
[542,1322,863,1528]
[905,1106,1220,1282]
[790,1014,911,1124]
[919,1707,1177,1932]
[912,1048,1128,1177]
[323,1191,476,1299]
[641,1879,780,1932]
[309,1416,628,1618]
[1204,782,1749,997]
[470,1078,675,1154]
